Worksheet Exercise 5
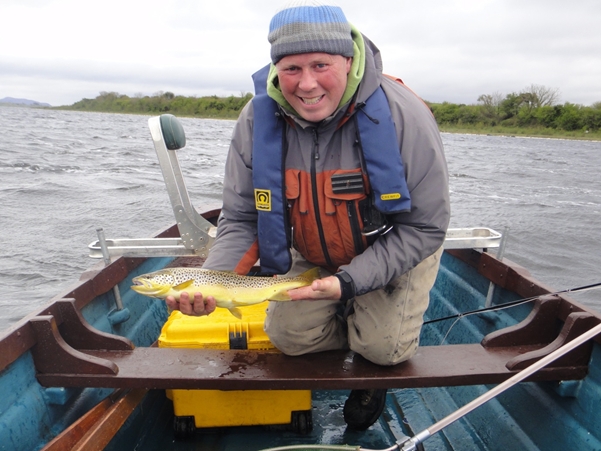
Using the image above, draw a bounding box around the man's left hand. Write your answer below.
[287,275,341,301]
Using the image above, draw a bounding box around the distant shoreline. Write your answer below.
[3,100,599,142]
[438,124,601,142]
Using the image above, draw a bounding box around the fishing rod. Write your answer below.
[395,320,601,451]
[259,282,601,451]
[424,281,601,326]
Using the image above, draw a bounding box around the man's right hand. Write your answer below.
[165,292,217,316]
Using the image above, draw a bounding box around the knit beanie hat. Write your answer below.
[268,1,355,64]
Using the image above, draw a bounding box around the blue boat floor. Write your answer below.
[107,389,419,451]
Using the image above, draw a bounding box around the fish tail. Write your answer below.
[268,267,320,301]
[297,267,321,283]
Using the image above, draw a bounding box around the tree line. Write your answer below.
[428,84,601,132]
[60,86,601,134]
[59,91,253,119]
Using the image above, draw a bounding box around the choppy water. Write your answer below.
[1,106,600,330]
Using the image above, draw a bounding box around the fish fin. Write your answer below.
[229,307,243,319]
[269,292,292,301]
[173,279,195,291]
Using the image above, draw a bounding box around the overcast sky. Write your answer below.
[2,0,600,107]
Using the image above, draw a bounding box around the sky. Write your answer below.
[1,0,600,107]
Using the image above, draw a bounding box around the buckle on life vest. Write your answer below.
[359,197,393,237]
[363,222,393,237]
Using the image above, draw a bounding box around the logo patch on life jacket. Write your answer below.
[254,189,272,211]
[381,193,401,201]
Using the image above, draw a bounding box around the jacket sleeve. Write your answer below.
[202,101,260,273]
[339,77,451,295]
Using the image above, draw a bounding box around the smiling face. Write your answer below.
[275,52,352,122]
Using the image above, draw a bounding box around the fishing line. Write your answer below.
[426,281,601,345]
[439,316,463,345]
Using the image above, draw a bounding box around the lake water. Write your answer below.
[1,106,600,330]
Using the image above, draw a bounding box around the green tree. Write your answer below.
[500,93,522,120]
[555,103,583,131]
[581,107,601,131]
[430,102,459,124]
[534,105,562,128]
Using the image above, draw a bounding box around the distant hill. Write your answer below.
[0,97,51,107]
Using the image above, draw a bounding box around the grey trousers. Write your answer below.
[264,247,443,366]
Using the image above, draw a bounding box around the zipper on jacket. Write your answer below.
[347,200,364,256]
[281,120,293,258]
[310,128,332,268]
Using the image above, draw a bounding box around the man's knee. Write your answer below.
[265,330,304,356]
[264,301,347,356]
[264,305,303,355]
[350,335,419,366]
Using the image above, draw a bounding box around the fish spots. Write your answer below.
[132,267,320,317]
[136,267,319,291]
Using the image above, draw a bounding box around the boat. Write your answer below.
[1,114,600,451]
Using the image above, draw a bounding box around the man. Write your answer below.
[166,0,450,431]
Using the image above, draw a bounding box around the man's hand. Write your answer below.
[287,275,342,301]
[165,292,217,316]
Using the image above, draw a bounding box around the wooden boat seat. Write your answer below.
[27,296,599,390]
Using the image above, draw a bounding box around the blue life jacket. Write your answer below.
[251,64,411,274]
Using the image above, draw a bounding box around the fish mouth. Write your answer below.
[131,277,151,290]
[130,278,170,298]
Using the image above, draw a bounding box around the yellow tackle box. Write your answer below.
[158,302,312,437]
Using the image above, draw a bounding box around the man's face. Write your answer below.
[275,53,352,122]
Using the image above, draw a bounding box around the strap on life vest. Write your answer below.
[355,86,411,214]
[251,64,292,274]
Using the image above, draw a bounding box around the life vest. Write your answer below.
[251,64,411,274]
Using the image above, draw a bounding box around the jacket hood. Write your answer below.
[354,34,383,104]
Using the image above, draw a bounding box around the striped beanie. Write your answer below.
[268,1,354,64]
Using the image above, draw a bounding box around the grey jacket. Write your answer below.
[203,35,450,296]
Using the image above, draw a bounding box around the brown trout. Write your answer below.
[131,267,320,318]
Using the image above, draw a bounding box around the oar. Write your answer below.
[395,321,601,451]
